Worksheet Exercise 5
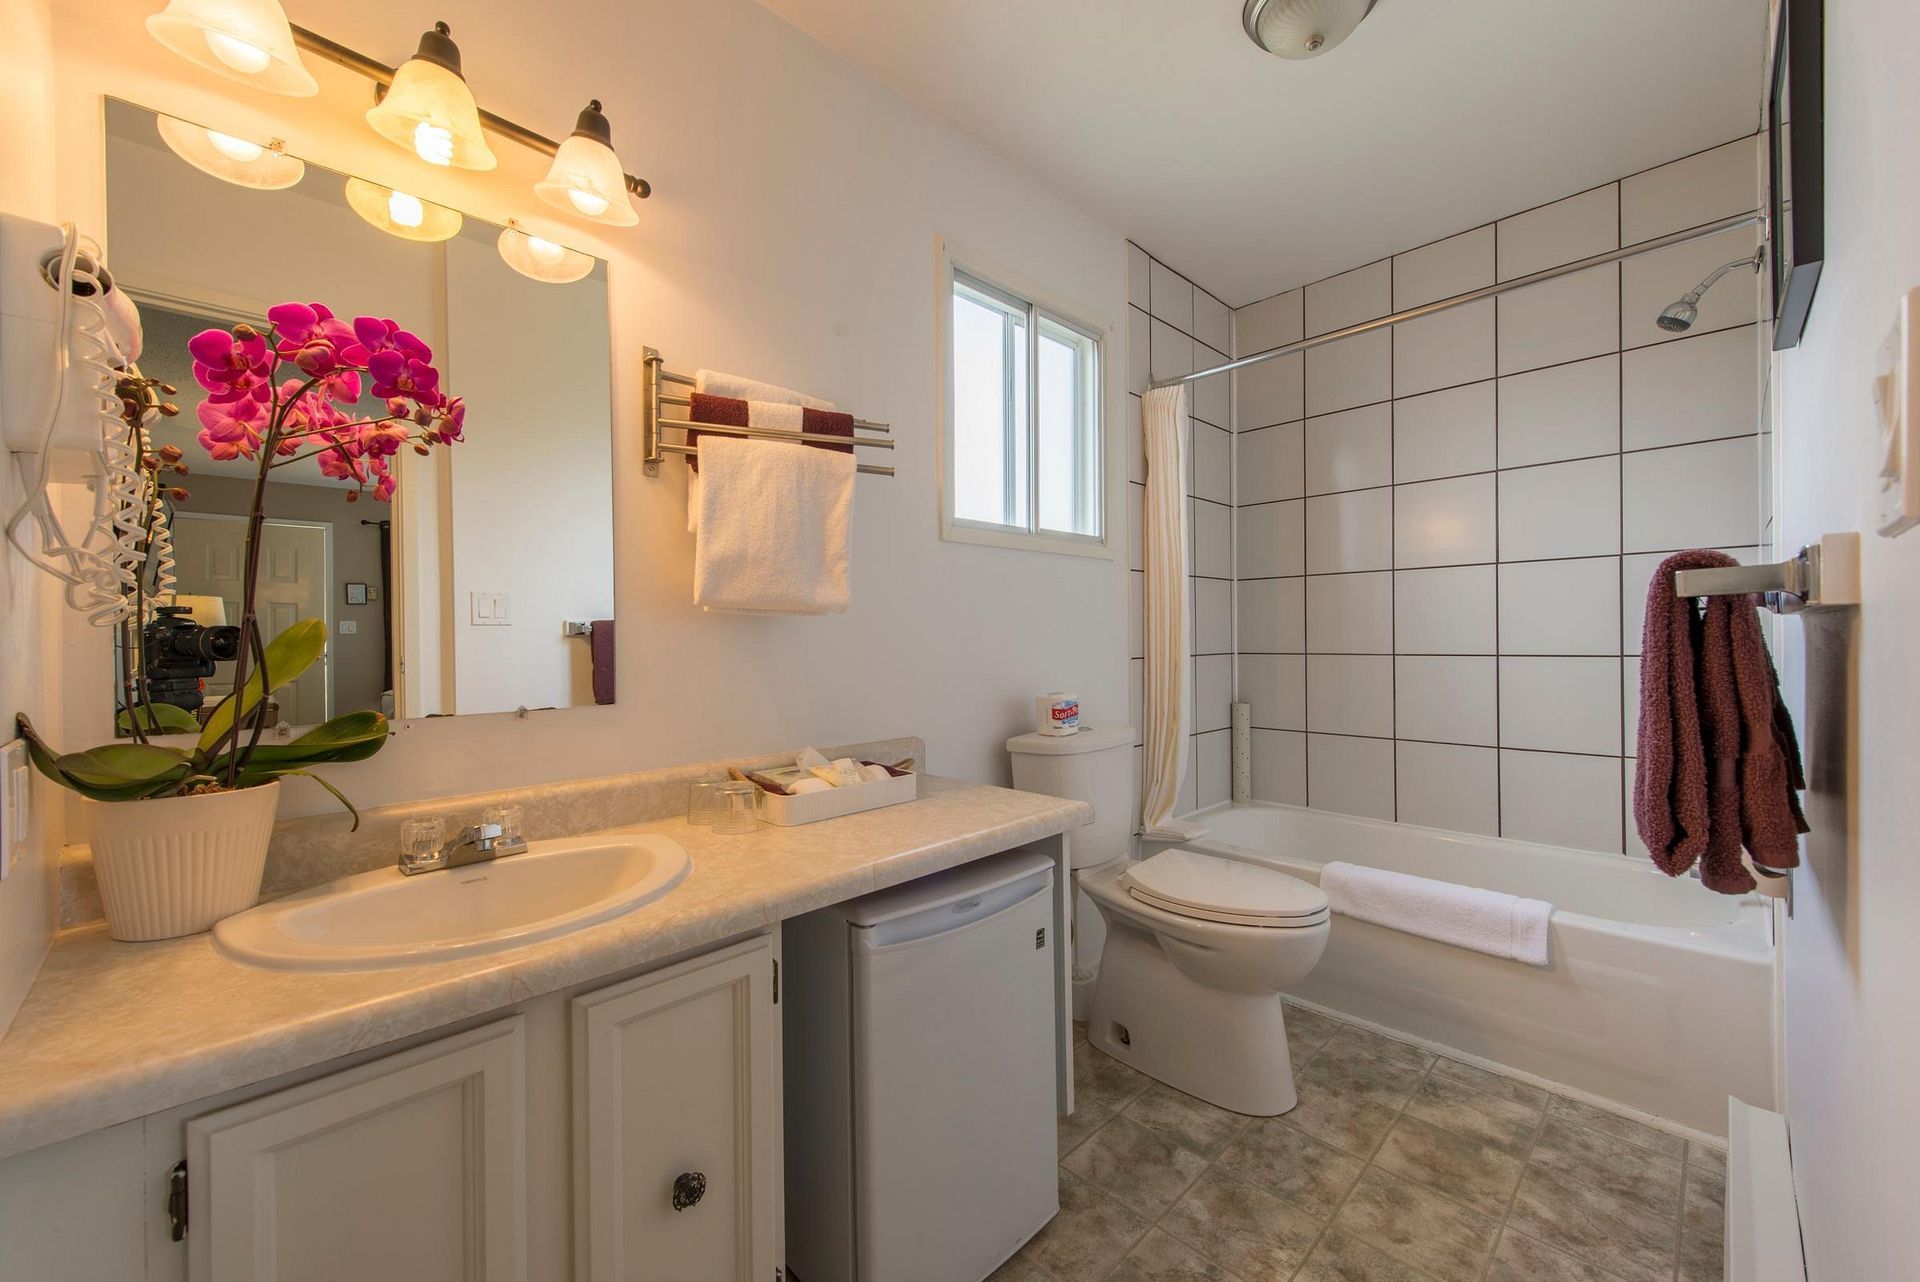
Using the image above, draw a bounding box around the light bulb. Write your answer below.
[205,129,264,162]
[204,28,272,74]
[526,235,566,265]
[413,120,454,167]
[387,190,425,229]
[566,187,611,218]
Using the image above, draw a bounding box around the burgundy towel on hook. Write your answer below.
[1633,551,1808,894]
[589,619,615,706]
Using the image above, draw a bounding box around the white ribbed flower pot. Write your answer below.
[87,782,280,942]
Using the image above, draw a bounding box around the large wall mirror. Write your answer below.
[104,98,616,727]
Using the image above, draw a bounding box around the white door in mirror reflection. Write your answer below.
[173,513,333,725]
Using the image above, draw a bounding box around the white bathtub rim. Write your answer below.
[1281,991,1733,1154]
[1167,800,1773,959]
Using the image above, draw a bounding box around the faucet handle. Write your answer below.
[474,822,504,842]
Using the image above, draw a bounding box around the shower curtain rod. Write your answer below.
[1151,210,1765,391]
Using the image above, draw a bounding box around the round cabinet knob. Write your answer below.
[671,1171,707,1211]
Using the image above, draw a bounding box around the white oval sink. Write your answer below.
[214,834,691,970]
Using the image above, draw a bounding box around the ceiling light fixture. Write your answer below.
[1242,0,1376,59]
[155,113,307,189]
[363,22,497,171]
[145,0,318,95]
[497,221,596,285]
[533,100,641,227]
[344,177,463,242]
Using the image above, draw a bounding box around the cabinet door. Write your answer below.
[572,935,778,1282]
[184,1017,527,1282]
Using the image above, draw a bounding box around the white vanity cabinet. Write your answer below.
[571,935,781,1282]
[0,933,781,1282]
[182,1017,530,1282]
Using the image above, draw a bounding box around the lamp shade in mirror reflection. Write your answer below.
[498,222,595,285]
[344,178,463,242]
[145,0,317,96]
[534,101,640,227]
[155,113,306,190]
[364,23,497,172]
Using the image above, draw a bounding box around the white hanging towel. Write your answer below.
[693,435,853,614]
[1138,384,1203,843]
[1320,862,1554,967]
[688,370,835,534]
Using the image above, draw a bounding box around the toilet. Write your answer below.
[1009,727,1330,1116]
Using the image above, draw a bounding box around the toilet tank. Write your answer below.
[1006,726,1136,869]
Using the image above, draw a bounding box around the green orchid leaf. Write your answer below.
[210,711,389,773]
[116,704,201,735]
[197,618,329,753]
[15,717,193,801]
[239,767,361,831]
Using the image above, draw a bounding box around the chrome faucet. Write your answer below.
[399,822,529,876]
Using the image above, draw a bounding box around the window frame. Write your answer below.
[936,238,1116,558]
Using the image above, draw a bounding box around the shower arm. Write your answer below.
[1682,248,1766,303]
[1151,211,1766,391]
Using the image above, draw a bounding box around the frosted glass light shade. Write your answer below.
[534,102,638,227]
[344,178,462,242]
[364,26,496,171]
[156,114,306,190]
[146,0,318,96]
[1243,0,1375,59]
[498,225,595,284]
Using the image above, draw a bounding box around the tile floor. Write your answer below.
[997,1004,1725,1282]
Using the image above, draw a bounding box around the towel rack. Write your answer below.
[562,621,595,637]
[640,347,895,477]
[1672,533,1861,614]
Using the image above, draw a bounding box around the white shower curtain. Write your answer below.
[1138,384,1204,840]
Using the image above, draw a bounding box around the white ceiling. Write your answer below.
[757,0,1767,305]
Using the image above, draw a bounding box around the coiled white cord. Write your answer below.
[2,224,152,625]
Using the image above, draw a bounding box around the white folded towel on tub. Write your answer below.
[1320,862,1553,967]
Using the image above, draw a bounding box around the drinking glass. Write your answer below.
[687,779,727,827]
[711,780,760,835]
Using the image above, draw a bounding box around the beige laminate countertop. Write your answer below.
[0,776,1089,1161]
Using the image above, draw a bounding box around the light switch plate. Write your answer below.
[0,737,27,881]
[469,591,511,626]
[1875,286,1920,538]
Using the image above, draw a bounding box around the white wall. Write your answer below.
[1225,139,1768,856]
[0,0,65,1034]
[40,0,1130,817]
[1770,0,1920,1274]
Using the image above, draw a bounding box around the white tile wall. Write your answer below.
[1394,381,1496,483]
[1497,355,1621,467]
[1306,572,1393,654]
[1305,404,1393,495]
[1227,138,1764,855]
[1127,243,1233,824]
[1397,742,1500,836]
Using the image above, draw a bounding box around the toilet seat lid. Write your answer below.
[1123,848,1328,922]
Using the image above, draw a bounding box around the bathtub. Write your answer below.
[1140,801,1776,1137]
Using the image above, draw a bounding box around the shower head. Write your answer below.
[1655,249,1764,333]
[1656,298,1699,333]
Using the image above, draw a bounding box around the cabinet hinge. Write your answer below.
[772,958,780,1005]
[167,1159,189,1241]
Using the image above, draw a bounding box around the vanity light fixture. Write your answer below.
[146,0,318,95]
[533,100,641,227]
[344,177,463,242]
[497,222,595,285]
[362,22,497,172]
[155,113,306,190]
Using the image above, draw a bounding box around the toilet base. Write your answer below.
[1085,922,1300,1116]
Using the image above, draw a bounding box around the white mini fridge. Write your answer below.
[784,850,1060,1282]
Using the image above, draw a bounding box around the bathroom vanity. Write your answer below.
[0,764,1089,1281]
